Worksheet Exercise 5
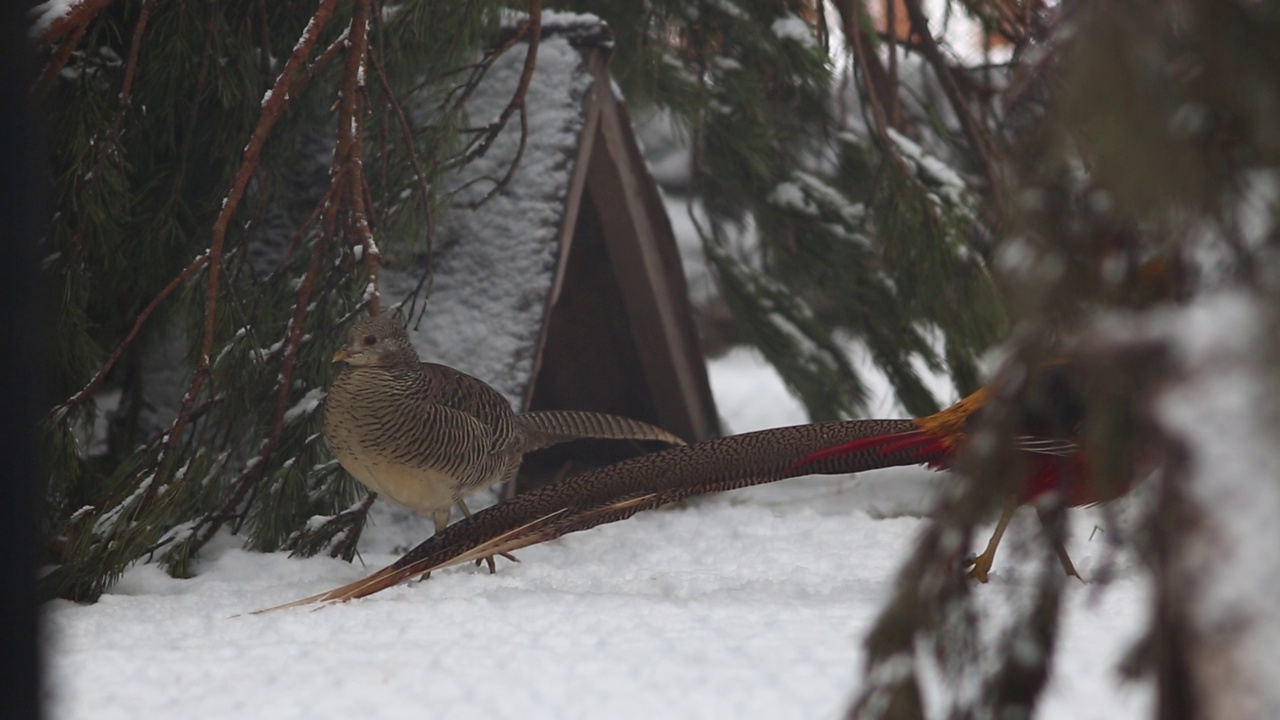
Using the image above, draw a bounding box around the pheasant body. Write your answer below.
[323,316,684,534]
[794,362,1132,581]
[259,417,926,611]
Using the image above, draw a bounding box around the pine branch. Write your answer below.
[50,250,212,422]
[335,0,379,313]
[168,0,339,455]
[901,0,1005,210]
[164,223,333,570]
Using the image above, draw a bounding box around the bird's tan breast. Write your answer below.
[323,364,520,514]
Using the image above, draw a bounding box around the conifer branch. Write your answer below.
[901,0,1005,209]
[37,0,118,49]
[325,494,377,560]
[72,0,154,242]
[456,1,541,174]
[168,0,338,453]
[35,14,92,96]
[336,0,379,314]
[165,229,332,566]
[51,251,211,420]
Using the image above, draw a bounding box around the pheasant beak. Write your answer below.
[332,349,353,363]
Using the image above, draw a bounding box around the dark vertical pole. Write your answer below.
[1,3,49,720]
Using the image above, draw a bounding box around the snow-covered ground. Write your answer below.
[42,349,1152,720]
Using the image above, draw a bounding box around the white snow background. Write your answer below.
[43,347,1153,720]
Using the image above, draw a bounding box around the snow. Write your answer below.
[1155,292,1280,716]
[886,128,969,206]
[772,13,817,49]
[27,0,76,38]
[44,349,1153,720]
[379,31,597,406]
[282,387,325,425]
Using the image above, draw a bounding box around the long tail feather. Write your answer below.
[792,428,950,471]
[251,418,930,612]
[516,410,685,452]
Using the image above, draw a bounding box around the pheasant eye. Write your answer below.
[362,334,377,347]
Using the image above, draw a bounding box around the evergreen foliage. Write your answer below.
[38,0,1007,602]
[559,0,1005,419]
[839,2,1280,719]
[38,0,507,600]
[33,0,1280,712]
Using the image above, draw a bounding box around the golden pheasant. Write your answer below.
[254,363,1114,612]
[254,417,932,611]
[324,315,685,553]
[793,361,1127,582]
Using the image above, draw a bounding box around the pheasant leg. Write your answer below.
[966,498,1017,583]
[1035,507,1082,581]
[454,499,518,573]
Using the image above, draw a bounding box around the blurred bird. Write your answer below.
[255,360,1123,613]
[793,361,1130,582]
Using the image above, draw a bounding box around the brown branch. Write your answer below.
[300,29,350,88]
[834,0,900,133]
[473,103,529,207]
[37,0,116,49]
[34,17,90,96]
[456,1,541,169]
[425,26,525,110]
[116,0,151,118]
[174,223,333,560]
[50,251,211,420]
[337,0,379,314]
[326,494,377,559]
[369,51,435,251]
[842,1,896,145]
[885,0,900,127]
[186,16,377,535]
[901,0,1005,209]
[166,0,338,452]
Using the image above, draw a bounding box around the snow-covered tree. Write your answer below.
[839,2,1280,719]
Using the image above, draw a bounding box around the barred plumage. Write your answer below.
[258,417,924,612]
[322,315,685,536]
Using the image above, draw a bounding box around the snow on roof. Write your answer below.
[381,15,604,407]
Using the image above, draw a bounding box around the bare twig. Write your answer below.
[454,1,541,174]
[369,50,435,265]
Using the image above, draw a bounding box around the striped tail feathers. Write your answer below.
[516,410,686,453]
[792,428,952,474]
[250,418,925,612]
[794,387,993,474]
[250,509,575,614]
